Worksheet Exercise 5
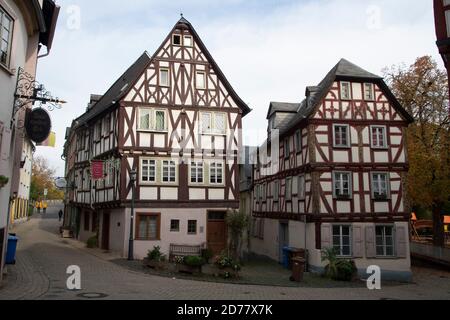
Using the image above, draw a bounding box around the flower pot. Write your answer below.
[144,258,166,270]
[177,264,202,275]
[218,266,240,279]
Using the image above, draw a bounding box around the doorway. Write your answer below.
[207,211,227,256]
[101,212,110,251]
[279,222,289,263]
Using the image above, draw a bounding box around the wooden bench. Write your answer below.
[169,244,202,261]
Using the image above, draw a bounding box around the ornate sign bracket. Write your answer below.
[11,67,67,129]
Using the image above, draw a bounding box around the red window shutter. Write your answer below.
[395,226,407,258]
[321,223,332,249]
[365,225,376,258]
[352,225,363,258]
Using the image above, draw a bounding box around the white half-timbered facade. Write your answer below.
[250,59,414,281]
[63,18,250,259]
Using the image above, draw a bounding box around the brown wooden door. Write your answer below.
[102,213,110,250]
[207,212,227,256]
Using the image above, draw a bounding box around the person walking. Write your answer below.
[43,201,48,214]
[58,209,63,222]
[36,200,41,213]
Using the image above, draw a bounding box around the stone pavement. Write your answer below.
[0,205,449,300]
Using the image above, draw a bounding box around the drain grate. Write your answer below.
[77,292,109,299]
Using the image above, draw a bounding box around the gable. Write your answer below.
[123,19,250,115]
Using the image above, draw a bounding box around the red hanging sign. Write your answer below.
[91,160,104,180]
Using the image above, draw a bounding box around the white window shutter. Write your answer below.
[352,225,363,258]
[321,223,332,249]
[365,225,376,258]
[395,226,407,258]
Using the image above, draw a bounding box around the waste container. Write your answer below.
[6,234,18,265]
[282,247,291,268]
[290,257,306,282]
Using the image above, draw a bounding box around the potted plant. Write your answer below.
[214,252,241,279]
[144,246,167,270]
[0,176,9,189]
[176,255,205,274]
[321,247,357,282]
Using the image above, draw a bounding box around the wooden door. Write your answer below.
[102,212,110,250]
[207,211,227,256]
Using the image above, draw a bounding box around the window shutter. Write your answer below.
[321,223,332,249]
[352,225,363,258]
[395,226,407,258]
[365,225,376,258]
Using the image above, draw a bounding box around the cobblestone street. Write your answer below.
[0,205,449,300]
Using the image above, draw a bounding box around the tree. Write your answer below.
[226,209,249,262]
[30,156,64,201]
[384,56,450,246]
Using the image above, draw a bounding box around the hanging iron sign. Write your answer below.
[25,108,52,144]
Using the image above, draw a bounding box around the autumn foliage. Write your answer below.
[30,156,64,201]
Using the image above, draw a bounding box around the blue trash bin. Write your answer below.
[282,246,291,269]
[6,234,18,265]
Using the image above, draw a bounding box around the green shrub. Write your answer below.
[86,236,98,248]
[147,246,166,262]
[214,252,241,271]
[183,256,205,267]
[201,249,213,263]
[335,260,357,281]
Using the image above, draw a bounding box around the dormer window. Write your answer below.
[340,82,351,100]
[364,83,375,101]
[173,34,181,46]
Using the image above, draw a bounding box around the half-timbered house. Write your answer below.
[251,59,414,281]
[63,17,250,259]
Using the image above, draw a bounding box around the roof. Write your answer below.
[266,102,300,119]
[279,58,414,136]
[73,52,151,128]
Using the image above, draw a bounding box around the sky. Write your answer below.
[35,0,443,177]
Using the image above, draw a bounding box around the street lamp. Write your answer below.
[128,169,137,261]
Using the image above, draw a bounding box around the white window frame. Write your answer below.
[332,225,352,257]
[94,122,102,141]
[298,175,306,200]
[273,180,280,203]
[200,112,227,135]
[0,7,13,68]
[209,162,224,185]
[105,161,114,187]
[262,183,267,202]
[183,35,193,47]
[162,160,177,183]
[159,68,170,87]
[103,115,111,135]
[189,161,204,184]
[196,71,206,89]
[364,83,375,101]
[333,171,352,199]
[340,81,352,100]
[138,108,168,132]
[375,225,395,257]
[172,34,181,46]
[371,172,390,200]
[285,177,292,201]
[295,130,302,153]
[141,159,156,184]
[370,125,388,149]
[333,124,351,148]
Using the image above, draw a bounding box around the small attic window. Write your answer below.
[184,35,193,47]
[173,34,181,46]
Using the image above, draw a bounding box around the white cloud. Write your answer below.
[34,0,443,176]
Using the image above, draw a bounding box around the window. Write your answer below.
[333,124,350,148]
[173,34,181,45]
[196,71,206,89]
[162,160,177,183]
[364,83,374,101]
[94,122,102,141]
[103,115,111,135]
[210,162,223,184]
[372,173,389,200]
[184,35,193,47]
[159,68,170,87]
[0,8,13,67]
[170,219,180,232]
[208,212,226,220]
[141,159,156,183]
[273,180,280,202]
[333,172,352,198]
[138,108,167,132]
[284,138,290,159]
[333,225,352,257]
[371,126,387,148]
[262,183,267,201]
[136,213,160,240]
[285,177,292,201]
[83,169,90,190]
[190,162,204,183]
[340,82,351,100]
[201,112,226,135]
[105,161,114,187]
[295,130,302,153]
[252,218,264,239]
[84,212,90,231]
[298,175,305,200]
[376,226,395,257]
[188,220,197,235]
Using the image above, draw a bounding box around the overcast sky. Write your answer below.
[35,0,443,177]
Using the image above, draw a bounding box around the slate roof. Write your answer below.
[278,58,413,136]
[266,102,300,119]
